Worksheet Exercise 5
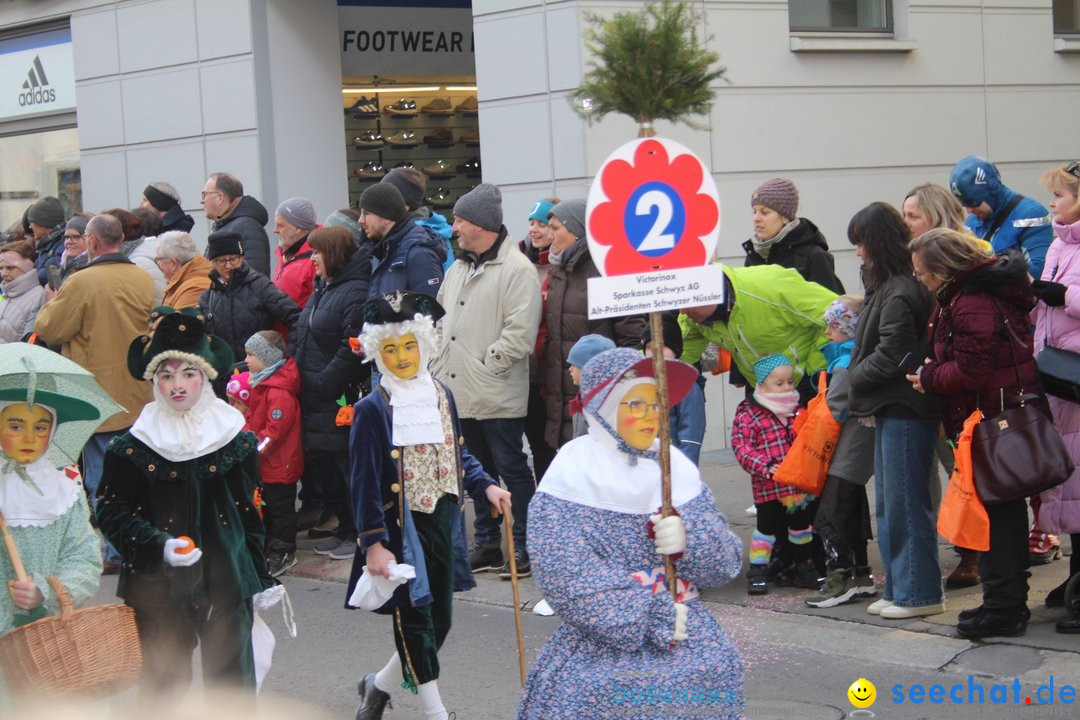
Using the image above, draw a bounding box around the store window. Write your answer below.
[0,128,80,233]
[790,0,893,33]
[1055,0,1080,34]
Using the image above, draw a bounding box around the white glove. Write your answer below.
[650,513,687,555]
[672,602,689,643]
[253,584,285,611]
[163,538,203,567]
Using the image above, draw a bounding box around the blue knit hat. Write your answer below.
[567,334,616,368]
[528,199,556,223]
[754,353,792,385]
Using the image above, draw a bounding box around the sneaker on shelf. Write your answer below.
[423,127,454,145]
[267,551,298,577]
[455,96,478,115]
[424,188,454,208]
[459,128,480,145]
[346,95,379,117]
[422,159,455,178]
[328,538,357,561]
[393,161,416,169]
[421,97,454,116]
[852,565,878,598]
[386,130,419,147]
[353,130,384,148]
[353,162,386,180]
[804,569,858,608]
[384,98,418,116]
[498,549,531,580]
[470,541,503,572]
[457,156,481,175]
[308,513,340,539]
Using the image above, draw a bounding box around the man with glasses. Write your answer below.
[200,172,272,276]
[949,155,1053,278]
[156,231,212,310]
[198,229,300,367]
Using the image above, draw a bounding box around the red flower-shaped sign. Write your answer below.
[587,138,720,277]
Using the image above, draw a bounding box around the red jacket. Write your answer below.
[245,357,304,484]
[273,235,317,309]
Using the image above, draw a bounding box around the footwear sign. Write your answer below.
[0,28,75,121]
[585,137,725,320]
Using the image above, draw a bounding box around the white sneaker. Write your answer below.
[879,602,945,619]
[744,505,757,516]
[532,598,555,616]
[867,598,893,615]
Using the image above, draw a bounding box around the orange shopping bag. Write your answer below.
[774,371,841,496]
[936,410,990,551]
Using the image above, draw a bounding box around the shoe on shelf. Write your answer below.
[423,127,454,145]
[957,606,1029,638]
[393,161,415,169]
[805,569,858,608]
[470,541,503,572]
[297,506,322,531]
[384,98,418,116]
[386,130,419,147]
[308,513,340,539]
[498,549,531,580]
[945,549,981,588]
[867,598,892,615]
[424,188,454,208]
[356,673,392,720]
[455,96,478,115]
[1046,577,1070,607]
[422,159,455,177]
[353,162,386,180]
[346,96,379,117]
[747,566,768,596]
[457,156,481,175]
[421,97,454,116]
[459,128,480,145]
[353,130,384,148]
[267,551,298,577]
[879,602,945,620]
[852,566,877,598]
[328,538,357,561]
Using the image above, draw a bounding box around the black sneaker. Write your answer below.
[297,507,322,531]
[457,156,481,175]
[346,96,379,117]
[308,513,340,539]
[353,130,384,148]
[498,549,531,580]
[470,542,503,572]
[267,551,298,577]
[384,98,418,116]
[787,560,822,589]
[747,566,769,595]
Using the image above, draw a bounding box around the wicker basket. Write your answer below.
[0,575,143,697]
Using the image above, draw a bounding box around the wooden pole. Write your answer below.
[0,510,29,582]
[501,506,528,686]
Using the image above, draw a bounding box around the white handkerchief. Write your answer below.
[348,561,416,610]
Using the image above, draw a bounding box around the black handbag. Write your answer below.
[969,306,1075,504]
[1037,345,1080,404]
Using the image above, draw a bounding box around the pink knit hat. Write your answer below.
[751,177,799,220]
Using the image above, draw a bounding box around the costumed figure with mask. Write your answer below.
[96,308,274,698]
[347,291,511,720]
[517,348,745,720]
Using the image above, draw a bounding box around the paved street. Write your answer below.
[86,451,1080,719]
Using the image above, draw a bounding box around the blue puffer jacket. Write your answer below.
[950,155,1053,278]
[368,217,447,300]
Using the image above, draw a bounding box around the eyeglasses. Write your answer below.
[212,256,243,268]
[64,233,83,240]
[200,190,222,200]
[153,256,175,266]
[1067,161,1080,180]
[619,399,662,418]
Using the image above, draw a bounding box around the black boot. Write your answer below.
[1056,595,1080,634]
[356,673,392,720]
[747,566,768,595]
[956,606,1029,639]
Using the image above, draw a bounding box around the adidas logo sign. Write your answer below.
[974,167,987,185]
[18,56,56,107]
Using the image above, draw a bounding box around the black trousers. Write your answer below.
[814,474,872,571]
[524,382,556,483]
[395,495,454,686]
[305,449,356,539]
[262,482,298,553]
[755,499,812,564]
[980,497,1030,610]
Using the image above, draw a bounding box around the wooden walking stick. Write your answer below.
[498,501,528,686]
[647,311,678,601]
[0,509,30,583]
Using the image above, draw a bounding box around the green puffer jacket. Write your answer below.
[680,264,837,385]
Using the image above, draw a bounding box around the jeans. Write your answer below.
[84,430,124,564]
[874,413,943,607]
[461,417,535,549]
[671,381,705,466]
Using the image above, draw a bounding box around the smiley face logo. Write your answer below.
[848,678,876,708]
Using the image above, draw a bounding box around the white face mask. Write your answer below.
[753,389,801,419]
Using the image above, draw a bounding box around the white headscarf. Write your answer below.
[0,402,81,527]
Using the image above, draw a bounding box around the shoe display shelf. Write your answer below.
[345,93,482,211]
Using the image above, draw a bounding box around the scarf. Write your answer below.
[753,389,801,424]
[249,359,285,387]
[131,370,246,462]
[548,235,586,267]
[750,219,799,260]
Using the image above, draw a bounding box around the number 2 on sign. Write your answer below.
[635,190,675,252]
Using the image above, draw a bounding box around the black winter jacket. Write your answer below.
[34,225,65,287]
[161,204,195,233]
[290,246,372,450]
[742,218,845,294]
[368,217,447,299]
[213,196,272,276]
[199,263,301,362]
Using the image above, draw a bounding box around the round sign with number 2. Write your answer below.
[587,137,721,277]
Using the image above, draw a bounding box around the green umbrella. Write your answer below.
[0,343,125,468]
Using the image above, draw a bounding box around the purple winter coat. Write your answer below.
[1034,220,1080,534]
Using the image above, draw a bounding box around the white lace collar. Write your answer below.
[0,457,80,528]
[130,372,245,462]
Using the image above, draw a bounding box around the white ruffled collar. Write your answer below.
[378,370,444,446]
[0,457,80,527]
[130,373,245,462]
